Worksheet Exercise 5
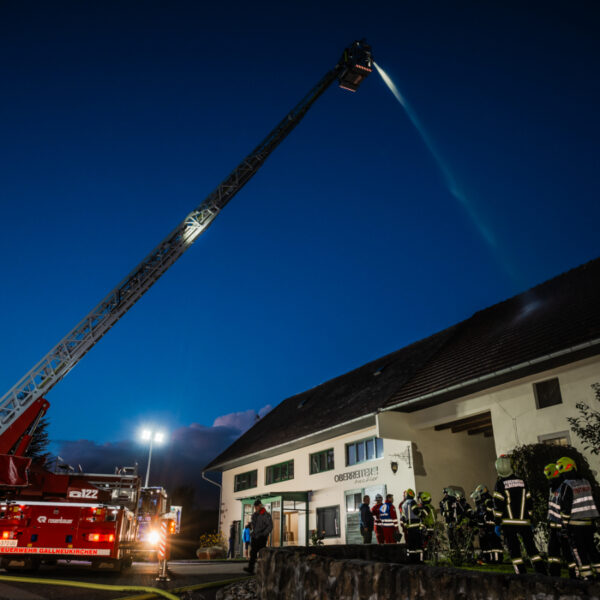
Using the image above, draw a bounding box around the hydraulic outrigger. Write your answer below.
[0,40,372,571]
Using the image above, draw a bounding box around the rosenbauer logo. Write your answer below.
[37,516,73,524]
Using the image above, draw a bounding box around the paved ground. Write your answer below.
[0,560,249,600]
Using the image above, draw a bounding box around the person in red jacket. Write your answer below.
[371,494,385,544]
[379,493,400,544]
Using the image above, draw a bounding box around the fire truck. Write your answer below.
[0,41,372,571]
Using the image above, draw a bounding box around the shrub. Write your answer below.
[509,443,600,529]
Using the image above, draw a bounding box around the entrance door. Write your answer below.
[345,490,363,544]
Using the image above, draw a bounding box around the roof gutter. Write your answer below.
[381,337,600,413]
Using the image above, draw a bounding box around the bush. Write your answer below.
[509,443,600,528]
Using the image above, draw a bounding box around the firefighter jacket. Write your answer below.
[440,494,458,525]
[474,494,495,528]
[493,475,533,526]
[400,498,423,529]
[379,501,399,528]
[559,478,599,524]
[419,502,437,530]
[547,479,562,527]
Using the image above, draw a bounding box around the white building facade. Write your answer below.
[206,258,600,551]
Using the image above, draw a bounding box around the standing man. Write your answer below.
[242,522,252,559]
[556,456,600,580]
[243,499,273,575]
[227,521,237,559]
[400,489,423,562]
[493,455,547,575]
[371,494,385,544]
[379,493,400,544]
[417,492,437,558]
[544,463,576,578]
[359,495,374,544]
[471,484,502,564]
[440,487,459,552]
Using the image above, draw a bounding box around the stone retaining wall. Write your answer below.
[256,546,599,600]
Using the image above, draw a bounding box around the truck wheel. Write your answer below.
[1,557,40,572]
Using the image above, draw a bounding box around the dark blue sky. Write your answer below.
[1,1,598,471]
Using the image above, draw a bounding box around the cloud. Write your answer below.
[212,404,273,433]
[53,406,271,510]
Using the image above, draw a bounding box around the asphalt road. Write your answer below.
[0,560,250,600]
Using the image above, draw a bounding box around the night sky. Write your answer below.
[1,1,598,492]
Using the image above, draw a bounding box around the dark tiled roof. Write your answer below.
[205,257,600,470]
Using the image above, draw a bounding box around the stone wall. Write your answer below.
[256,546,600,600]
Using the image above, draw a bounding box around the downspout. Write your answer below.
[202,471,222,535]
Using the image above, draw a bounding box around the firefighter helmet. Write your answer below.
[419,491,432,504]
[443,487,456,497]
[404,488,415,498]
[470,484,488,501]
[543,463,560,479]
[556,456,577,474]
[495,455,513,477]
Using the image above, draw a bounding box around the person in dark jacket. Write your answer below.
[470,484,502,564]
[493,455,547,575]
[359,495,374,543]
[227,521,237,559]
[243,499,273,574]
[556,456,600,580]
[400,489,423,562]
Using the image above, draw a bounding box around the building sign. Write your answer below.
[334,466,378,483]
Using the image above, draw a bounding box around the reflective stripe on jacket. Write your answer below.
[493,475,532,526]
[379,501,398,527]
[560,478,599,522]
[400,498,421,528]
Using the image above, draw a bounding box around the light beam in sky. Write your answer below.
[373,61,518,282]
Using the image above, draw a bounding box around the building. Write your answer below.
[204,258,600,549]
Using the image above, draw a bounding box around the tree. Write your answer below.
[25,417,51,462]
[567,383,600,455]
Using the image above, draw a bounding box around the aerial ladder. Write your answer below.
[0,40,372,569]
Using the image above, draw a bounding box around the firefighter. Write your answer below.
[440,487,459,551]
[379,493,400,544]
[471,484,502,564]
[556,456,600,580]
[400,489,423,562]
[417,491,437,552]
[492,455,547,575]
[544,462,577,578]
[371,494,385,544]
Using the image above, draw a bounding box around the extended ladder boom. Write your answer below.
[0,40,373,444]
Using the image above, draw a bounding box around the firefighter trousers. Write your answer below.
[565,524,600,579]
[479,527,503,563]
[503,525,547,575]
[547,527,577,578]
[405,527,423,563]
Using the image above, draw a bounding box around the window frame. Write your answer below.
[265,460,294,485]
[309,448,335,475]
[533,377,563,409]
[538,431,571,446]
[345,436,384,467]
[234,470,258,492]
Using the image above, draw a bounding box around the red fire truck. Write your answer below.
[0,41,372,571]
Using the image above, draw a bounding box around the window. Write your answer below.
[534,378,563,409]
[265,460,294,485]
[538,431,571,446]
[310,449,334,474]
[316,505,340,538]
[346,437,384,466]
[234,470,257,492]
